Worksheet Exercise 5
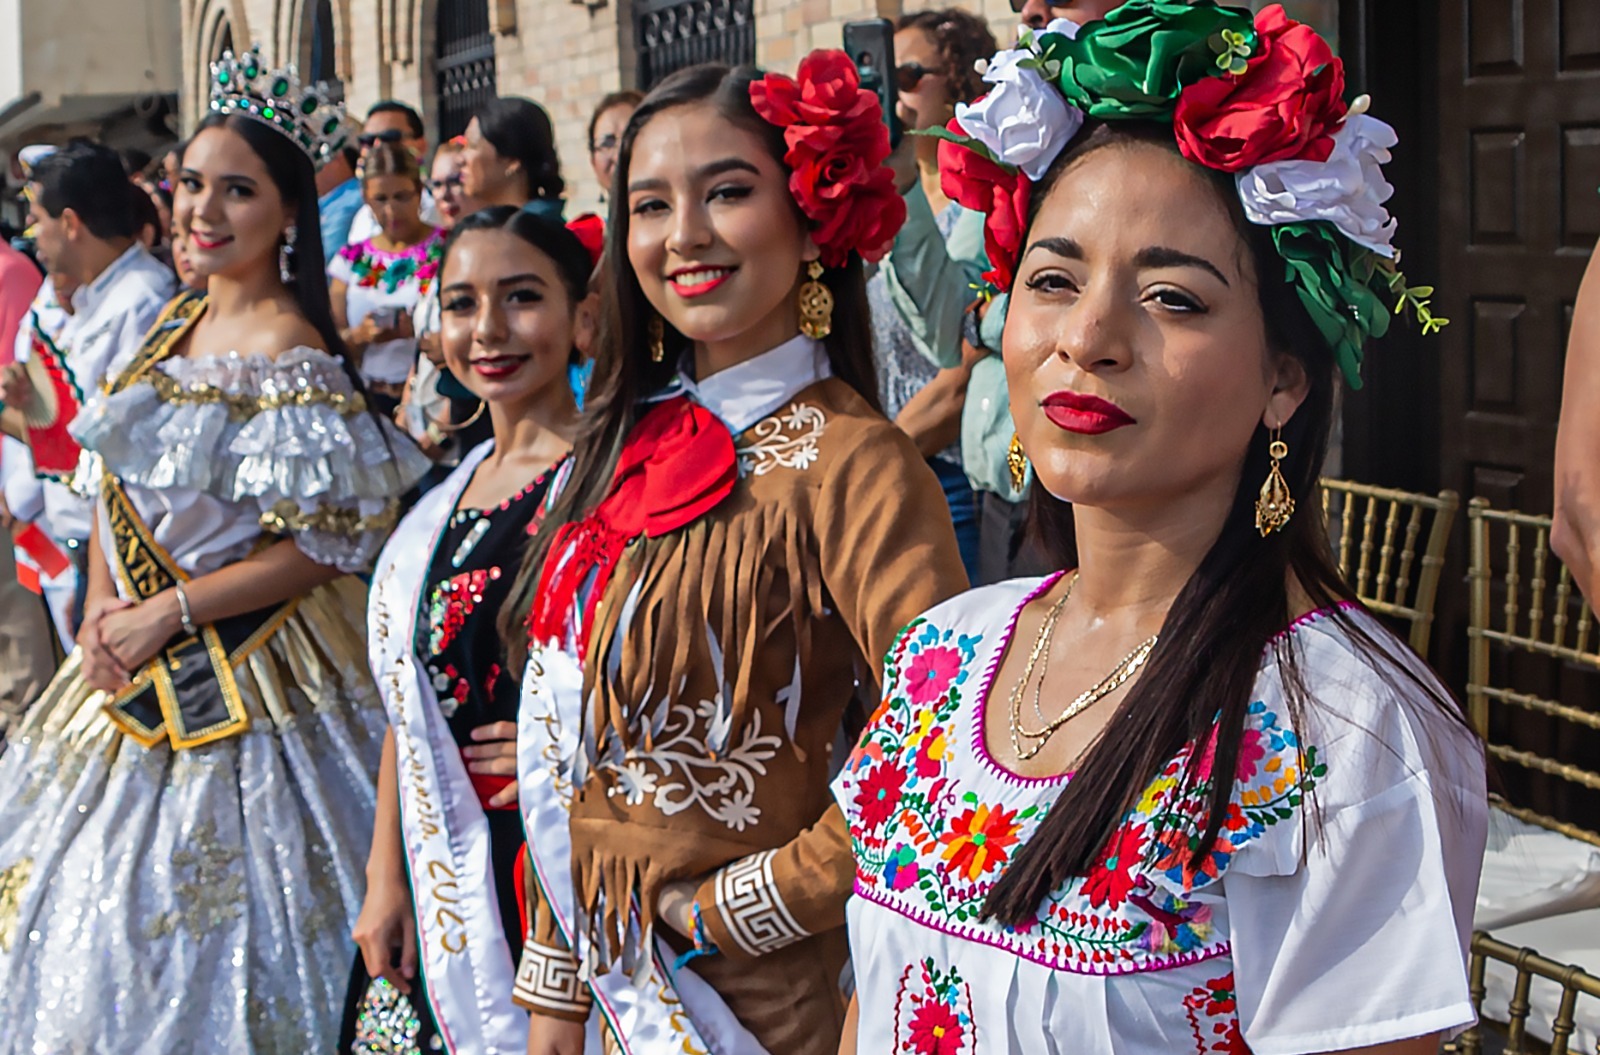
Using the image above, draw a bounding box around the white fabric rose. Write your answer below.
[954,50,1083,183]
[1041,17,1081,39]
[1235,114,1400,256]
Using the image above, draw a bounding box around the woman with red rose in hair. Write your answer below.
[837,3,1485,1054]
[505,54,967,1055]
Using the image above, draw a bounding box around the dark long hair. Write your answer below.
[982,121,1470,926]
[475,96,564,203]
[496,62,882,657]
[186,113,387,433]
[439,205,595,366]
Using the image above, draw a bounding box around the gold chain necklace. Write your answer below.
[1007,574,1160,762]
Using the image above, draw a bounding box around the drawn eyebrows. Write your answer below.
[1022,236,1230,286]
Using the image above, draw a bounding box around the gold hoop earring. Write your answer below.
[1254,427,1294,536]
[649,315,665,363]
[1007,433,1028,493]
[798,261,834,340]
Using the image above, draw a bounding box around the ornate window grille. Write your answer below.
[436,0,496,141]
[634,0,755,91]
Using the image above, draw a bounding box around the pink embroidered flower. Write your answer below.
[884,844,920,891]
[1235,727,1267,781]
[905,646,962,706]
[1082,823,1146,910]
[906,1000,965,1055]
[856,761,907,830]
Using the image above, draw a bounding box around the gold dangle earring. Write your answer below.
[798,261,834,340]
[649,315,666,363]
[1008,433,1028,493]
[1255,427,1295,536]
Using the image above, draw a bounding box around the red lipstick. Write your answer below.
[1041,391,1136,435]
[667,265,736,298]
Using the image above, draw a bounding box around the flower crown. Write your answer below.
[750,51,907,268]
[210,45,349,167]
[936,1,1444,388]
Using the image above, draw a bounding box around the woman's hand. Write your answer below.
[352,873,418,996]
[463,720,519,807]
[525,1013,587,1055]
[98,592,182,673]
[79,595,133,692]
[655,878,700,939]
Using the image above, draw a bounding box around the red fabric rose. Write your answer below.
[938,118,1031,292]
[751,49,907,266]
[1173,4,1345,173]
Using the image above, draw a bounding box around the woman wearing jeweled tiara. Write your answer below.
[834,5,1487,1053]
[0,48,428,1054]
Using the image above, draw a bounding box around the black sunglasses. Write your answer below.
[1008,0,1076,10]
[591,133,621,154]
[895,62,939,92]
[358,129,406,148]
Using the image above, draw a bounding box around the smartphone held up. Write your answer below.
[843,19,903,150]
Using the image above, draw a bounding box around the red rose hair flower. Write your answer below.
[1173,4,1346,173]
[938,117,1031,293]
[750,50,908,267]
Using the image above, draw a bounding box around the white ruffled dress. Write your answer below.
[0,332,430,1054]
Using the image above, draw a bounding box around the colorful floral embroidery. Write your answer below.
[843,604,1327,975]
[425,567,500,655]
[1183,972,1247,1054]
[338,234,444,295]
[893,959,975,1055]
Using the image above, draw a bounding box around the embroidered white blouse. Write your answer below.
[835,575,1488,1055]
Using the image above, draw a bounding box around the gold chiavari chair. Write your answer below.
[1450,932,1600,1055]
[1459,499,1600,1052]
[1318,479,1459,655]
[1466,499,1600,847]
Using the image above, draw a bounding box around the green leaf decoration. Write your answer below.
[1271,221,1392,389]
[913,125,1007,167]
[1051,0,1258,120]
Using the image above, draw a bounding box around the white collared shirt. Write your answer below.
[35,244,177,544]
[669,333,832,434]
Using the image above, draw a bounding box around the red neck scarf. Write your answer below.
[526,396,737,656]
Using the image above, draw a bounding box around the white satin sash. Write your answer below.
[517,634,770,1055]
[368,440,527,1054]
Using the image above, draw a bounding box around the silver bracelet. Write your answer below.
[173,582,199,636]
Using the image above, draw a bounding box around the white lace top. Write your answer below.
[835,575,1488,1055]
[71,346,430,575]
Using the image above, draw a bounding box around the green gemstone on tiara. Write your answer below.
[263,106,276,119]
[300,97,318,115]
[218,71,230,84]
[324,118,339,133]
[272,78,288,97]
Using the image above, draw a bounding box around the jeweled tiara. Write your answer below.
[209,45,349,166]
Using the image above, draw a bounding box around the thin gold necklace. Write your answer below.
[1007,574,1160,762]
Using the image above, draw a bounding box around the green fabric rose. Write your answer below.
[1052,0,1258,120]
[1272,221,1392,389]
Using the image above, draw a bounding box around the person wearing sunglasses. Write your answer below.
[1008,0,1119,31]
[870,8,999,583]
[345,101,441,246]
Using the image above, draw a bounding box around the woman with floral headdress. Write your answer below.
[835,4,1486,1053]
[0,47,428,1053]
[506,55,968,1055]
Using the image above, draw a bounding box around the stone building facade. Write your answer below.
[176,0,1336,216]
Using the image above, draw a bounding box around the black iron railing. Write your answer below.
[436,0,496,140]
[635,0,755,91]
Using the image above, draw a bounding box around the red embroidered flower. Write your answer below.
[1184,973,1247,1054]
[1173,4,1346,172]
[750,50,907,266]
[906,1000,965,1055]
[939,120,1031,291]
[1082,823,1146,909]
[856,761,908,830]
[905,645,962,706]
[939,802,1022,881]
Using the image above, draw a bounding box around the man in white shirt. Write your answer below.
[0,139,178,639]
[345,100,441,244]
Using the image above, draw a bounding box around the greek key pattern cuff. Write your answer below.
[713,849,806,958]
[513,937,590,1016]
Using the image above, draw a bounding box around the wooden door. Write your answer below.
[1436,0,1600,831]
[1437,0,1600,516]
